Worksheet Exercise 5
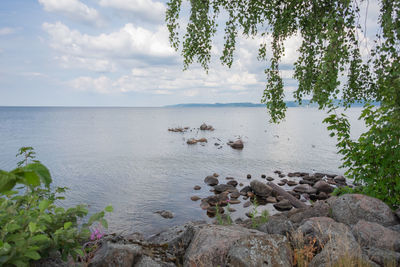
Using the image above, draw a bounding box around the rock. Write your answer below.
[239,183,243,186]
[213,173,219,177]
[184,225,264,266]
[261,174,266,178]
[148,222,197,255]
[293,184,317,194]
[250,180,273,197]
[243,201,251,208]
[299,179,314,185]
[281,179,288,183]
[134,256,172,267]
[191,196,200,201]
[313,180,334,193]
[246,174,252,179]
[155,210,174,219]
[193,185,201,190]
[197,138,207,143]
[214,143,220,146]
[288,173,295,177]
[225,176,235,180]
[334,175,346,184]
[226,234,293,267]
[266,196,277,203]
[213,184,236,193]
[279,174,286,178]
[204,176,219,186]
[395,208,400,220]
[200,201,210,210]
[352,220,400,252]
[247,192,255,198]
[278,182,286,186]
[229,199,241,205]
[363,247,400,266]
[240,186,251,196]
[287,191,300,199]
[88,242,142,267]
[331,194,398,226]
[288,201,330,224]
[257,217,295,235]
[227,180,238,187]
[186,138,197,145]
[200,123,214,131]
[389,224,400,233]
[273,200,292,211]
[286,180,297,186]
[230,139,244,149]
[230,191,240,199]
[207,206,224,215]
[266,177,274,181]
[317,192,329,200]
[276,195,285,202]
[228,207,236,212]
[274,170,282,174]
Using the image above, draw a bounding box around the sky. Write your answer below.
[0,0,379,107]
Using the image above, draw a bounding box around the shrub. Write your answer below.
[0,147,112,266]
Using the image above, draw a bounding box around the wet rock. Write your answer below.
[197,138,207,143]
[266,177,274,181]
[213,173,219,177]
[186,138,197,145]
[352,220,400,252]
[230,191,240,199]
[229,199,241,205]
[207,206,224,215]
[266,196,277,203]
[276,195,285,202]
[293,184,317,194]
[243,201,251,208]
[200,123,214,131]
[331,194,398,226]
[246,174,252,179]
[250,180,272,197]
[279,174,286,178]
[261,174,266,178]
[274,170,282,174]
[200,201,210,210]
[277,182,286,186]
[240,186,252,196]
[184,225,264,266]
[227,180,238,187]
[191,196,200,201]
[247,192,255,198]
[334,175,346,184]
[155,210,174,219]
[226,234,293,267]
[213,184,236,193]
[286,180,297,186]
[229,139,244,149]
[239,183,244,187]
[287,191,300,199]
[193,185,201,190]
[225,176,235,180]
[228,207,236,212]
[214,143,220,146]
[313,180,334,193]
[204,176,219,186]
[299,179,314,185]
[288,173,295,177]
[273,200,292,211]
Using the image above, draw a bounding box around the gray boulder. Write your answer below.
[250,180,272,197]
[313,181,334,193]
[293,184,317,194]
[89,242,142,267]
[226,234,293,267]
[288,200,330,224]
[273,200,293,211]
[330,194,398,226]
[363,247,400,267]
[213,184,236,193]
[352,220,400,252]
[204,175,219,186]
[229,139,244,149]
[257,216,295,235]
[184,224,264,266]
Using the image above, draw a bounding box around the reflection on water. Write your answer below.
[0,107,364,235]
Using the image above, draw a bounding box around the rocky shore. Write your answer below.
[36,194,400,267]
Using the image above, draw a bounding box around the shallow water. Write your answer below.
[0,107,364,235]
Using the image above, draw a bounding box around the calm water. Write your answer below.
[0,107,364,235]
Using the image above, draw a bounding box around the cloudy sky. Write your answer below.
[0,0,378,106]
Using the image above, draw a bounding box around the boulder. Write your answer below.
[155,210,174,219]
[227,180,238,187]
[313,181,334,193]
[352,220,400,252]
[273,200,292,211]
[330,194,398,226]
[230,139,244,149]
[226,234,293,267]
[190,196,200,201]
[240,186,252,196]
[293,184,317,194]
[266,196,277,203]
[228,199,241,205]
[395,208,400,220]
[363,247,400,266]
[184,225,264,266]
[261,174,266,178]
[88,242,142,267]
[213,184,236,193]
[257,217,295,235]
[333,175,346,184]
[286,180,297,186]
[288,201,330,224]
[250,180,272,197]
[230,191,240,199]
[266,177,274,181]
[204,176,219,186]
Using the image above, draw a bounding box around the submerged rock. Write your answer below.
[155,210,174,219]
[204,176,219,186]
[250,180,272,197]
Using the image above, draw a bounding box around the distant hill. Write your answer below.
[165,100,379,108]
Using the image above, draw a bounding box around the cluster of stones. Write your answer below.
[56,194,400,267]
[199,123,214,131]
[168,127,190,132]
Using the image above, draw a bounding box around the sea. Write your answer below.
[0,107,365,236]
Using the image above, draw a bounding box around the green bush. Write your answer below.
[0,147,112,266]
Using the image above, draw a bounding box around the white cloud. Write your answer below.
[70,76,113,94]
[38,0,103,26]
[99,0,165,23]
[0,27,16,36]
[42,22,175,71]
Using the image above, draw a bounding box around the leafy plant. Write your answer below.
[0,148,113,266]
[249,198,269,228]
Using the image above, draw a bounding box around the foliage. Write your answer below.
[166,0,400,208]
[249,198,269,228]
[0,148,113,266]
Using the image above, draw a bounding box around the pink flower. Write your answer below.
[90,226,104,241]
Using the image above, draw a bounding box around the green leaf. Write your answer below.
[24,250,41,260]
[28,222,37,233]
[105,205,113,212]
[38,200,50,212]
[23,171,40,187]
[23,163,52,188]
[74,248,85,257]
[100,218,108,229]
[30,234,49,243]
[5,223,21,233]
[64,222,72,229]
[0,171,17,193]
